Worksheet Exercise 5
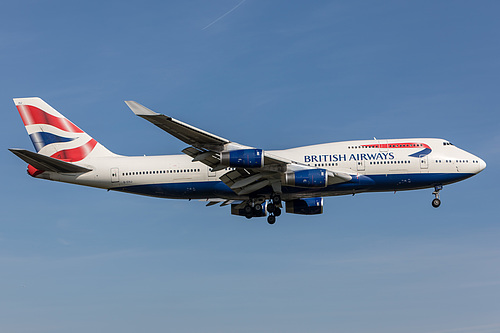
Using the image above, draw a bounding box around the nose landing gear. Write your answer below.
[432,198,441,208]
[432,185,442,208]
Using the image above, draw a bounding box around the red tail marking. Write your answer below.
[17,105,83,133]
[50,139,98,162]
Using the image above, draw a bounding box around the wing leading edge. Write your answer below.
[125,101,236,151]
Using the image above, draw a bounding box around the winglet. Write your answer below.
[124,101,160,116]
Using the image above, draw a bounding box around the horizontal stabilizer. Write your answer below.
[9,148,92,173]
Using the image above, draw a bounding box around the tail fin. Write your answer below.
[14,97,115,161]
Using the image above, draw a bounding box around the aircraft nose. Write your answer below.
[478,158,486,172]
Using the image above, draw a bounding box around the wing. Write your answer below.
[125,101,236,151]
[125,100,290,165]
[125,101,351,196]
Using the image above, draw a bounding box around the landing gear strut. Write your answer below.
[432,185,442,208]
[267,193,282,224]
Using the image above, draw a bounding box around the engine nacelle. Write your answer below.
[285,197,323,215]
[283,169,327,188]
[220,149,264,168]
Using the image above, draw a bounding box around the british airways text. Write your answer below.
[304,152,395,163]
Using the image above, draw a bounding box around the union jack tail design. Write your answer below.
[14,97,115,162]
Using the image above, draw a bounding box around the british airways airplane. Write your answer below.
[10,97,486,224]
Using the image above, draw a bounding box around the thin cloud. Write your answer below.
[58,238,71,246]
[202,0,247,30]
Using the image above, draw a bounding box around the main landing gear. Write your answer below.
[432,185,442,208]
[267,193,282,225]
[242,193,282,224]
[244,203,263,219]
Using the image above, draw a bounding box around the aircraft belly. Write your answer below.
[111,181,237,199]
[110,172,475,200]
[364,172,475,191]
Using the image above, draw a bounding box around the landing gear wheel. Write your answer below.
[244,205,253,214]
[254,203,262,212]
[274,207,281,217]
[271,193,281,204]
[267,215,276,224]
[267,203,275,213]
[432,198,441,208]
[245,212,253,219]
[432,185,443,208]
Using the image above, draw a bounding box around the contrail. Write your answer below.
[202,0,247,30]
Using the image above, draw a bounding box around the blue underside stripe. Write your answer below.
[111,173,475,199]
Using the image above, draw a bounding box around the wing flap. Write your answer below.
[237,179,271,195]
[9,148,92,173]
[200,198,242,207]
[230,173,264,189]
[181,147,220,168]
[219,169,278,195]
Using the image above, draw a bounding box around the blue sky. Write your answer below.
[2,1,500,332]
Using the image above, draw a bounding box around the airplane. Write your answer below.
[10,97,486,224]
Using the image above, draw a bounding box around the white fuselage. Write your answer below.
[33,138,485,201]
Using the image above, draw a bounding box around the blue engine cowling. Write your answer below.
[283,169,327,188]
[285,197,323,215]
[220,149,264,168]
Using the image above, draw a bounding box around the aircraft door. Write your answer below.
[356,160,365,171]
[419,155,428,169]
[208,167,216,177]
[111,168,120,183]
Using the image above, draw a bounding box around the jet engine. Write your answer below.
[220,149,264,168]
[283,169,328,188]
[285,197,324,215]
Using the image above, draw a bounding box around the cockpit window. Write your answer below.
[443,142,453,146]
